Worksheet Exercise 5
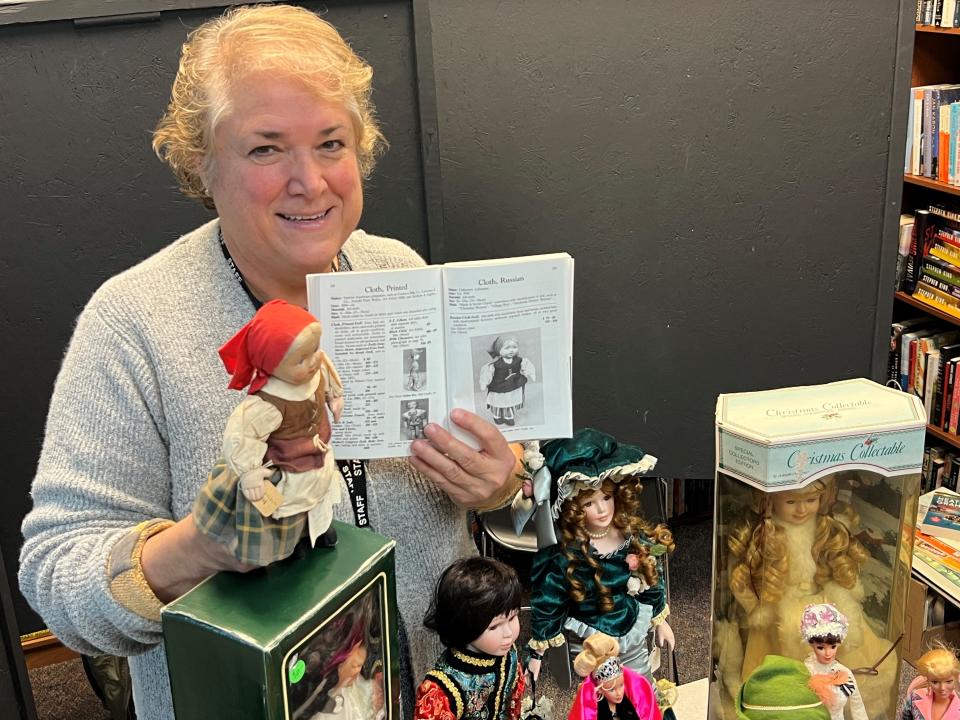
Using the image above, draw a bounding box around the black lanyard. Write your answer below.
[218,227,370,529]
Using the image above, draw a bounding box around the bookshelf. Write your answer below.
[892,15,960,474]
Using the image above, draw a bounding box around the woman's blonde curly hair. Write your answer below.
[727,478,867,607]
[559,478,674,613]
[152,4,386,209]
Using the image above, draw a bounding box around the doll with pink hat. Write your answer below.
[193,299,344,566]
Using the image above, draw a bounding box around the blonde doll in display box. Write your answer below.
[718,477,896,717]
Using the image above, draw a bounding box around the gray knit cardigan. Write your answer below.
[19,220,471,720]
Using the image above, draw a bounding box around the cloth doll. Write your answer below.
[478,336,536,426]
[402,400,428,440]
[735,654,830,720]
[415,557,525,720]
[193,299,344,565]
[524,428,675,716]
[800,603,867,720]
[720,477,896,716]
[568,633,662,720]
[407,351,424,391]
[901,645,960,720]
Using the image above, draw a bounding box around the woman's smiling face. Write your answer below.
[207,73,363,286]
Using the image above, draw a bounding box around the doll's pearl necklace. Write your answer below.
[586,527,610,539]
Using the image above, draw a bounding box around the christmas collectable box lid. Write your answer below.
[715,378,926,491]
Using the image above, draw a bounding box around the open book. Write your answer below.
[307,254,574,459]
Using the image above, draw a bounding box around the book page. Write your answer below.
[441,254,574,445]
[307,267,447,459]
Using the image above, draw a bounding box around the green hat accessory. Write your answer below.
[539,428,657,519]
[735,655,829,720]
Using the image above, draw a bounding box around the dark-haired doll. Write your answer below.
[478,336,536,426]
[523,429,676,717]
[415,557,525,720]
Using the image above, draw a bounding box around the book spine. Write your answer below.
[930,205,960,224]
[943,360,956,428]
[920,271,960,299]
[908,209,934,292]
[918,0,926,23]
[952,371,960,432]
[926,351,942,418]
[924,261,960,287]
[937,0,946,25]
[915,281,960,319]
[914,90,925,175]
[936,352,951,425]
[941,104,951,182]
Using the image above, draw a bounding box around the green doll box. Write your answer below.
[710,379,925,720]
[162,520,399,720]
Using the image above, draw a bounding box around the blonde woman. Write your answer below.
[19,7,519,719]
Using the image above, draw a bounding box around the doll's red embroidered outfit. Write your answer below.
[414,645,524,720]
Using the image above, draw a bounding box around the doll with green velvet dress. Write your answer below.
[520,429,676,717]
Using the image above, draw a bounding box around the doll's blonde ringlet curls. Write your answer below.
[727,477,867,606]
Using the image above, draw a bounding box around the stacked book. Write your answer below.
[913,489,960,609]
[901,206,960,318]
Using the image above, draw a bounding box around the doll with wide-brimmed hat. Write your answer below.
[521,428,675,716]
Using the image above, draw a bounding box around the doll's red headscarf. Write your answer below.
[219,300,320,394]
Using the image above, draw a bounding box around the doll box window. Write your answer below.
[710,378,925,720]
[162,520,399,720]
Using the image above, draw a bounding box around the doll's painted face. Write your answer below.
[336,642,367,688]
[771,490,821,525]
[579,488,615,534]
[499,339,519,359]
[468,609,520,656]
[810,641,838,665]
[406,401,419,410]
[272,323,323,385]
[930,675,958,700]
[599,673,625,706]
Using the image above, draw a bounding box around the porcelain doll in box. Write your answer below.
[717,478,896,716]
[193,299,344,565]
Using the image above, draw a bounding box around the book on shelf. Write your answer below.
[890,317,937,387]
[915,281,960,318]
[306,254,574,458]
[899,214,916,291]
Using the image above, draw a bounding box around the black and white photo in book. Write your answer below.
[403,347,426,391]
[472,329,542,427]
[400,398,429,440]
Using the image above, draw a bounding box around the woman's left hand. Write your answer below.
[409,408,517,508]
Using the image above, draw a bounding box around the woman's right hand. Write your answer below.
[527,657,541,682]
[140,515,254,603]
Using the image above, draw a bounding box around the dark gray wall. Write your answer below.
[0,0,430,634]
[1,0,912,633]
[428,0,908,478]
